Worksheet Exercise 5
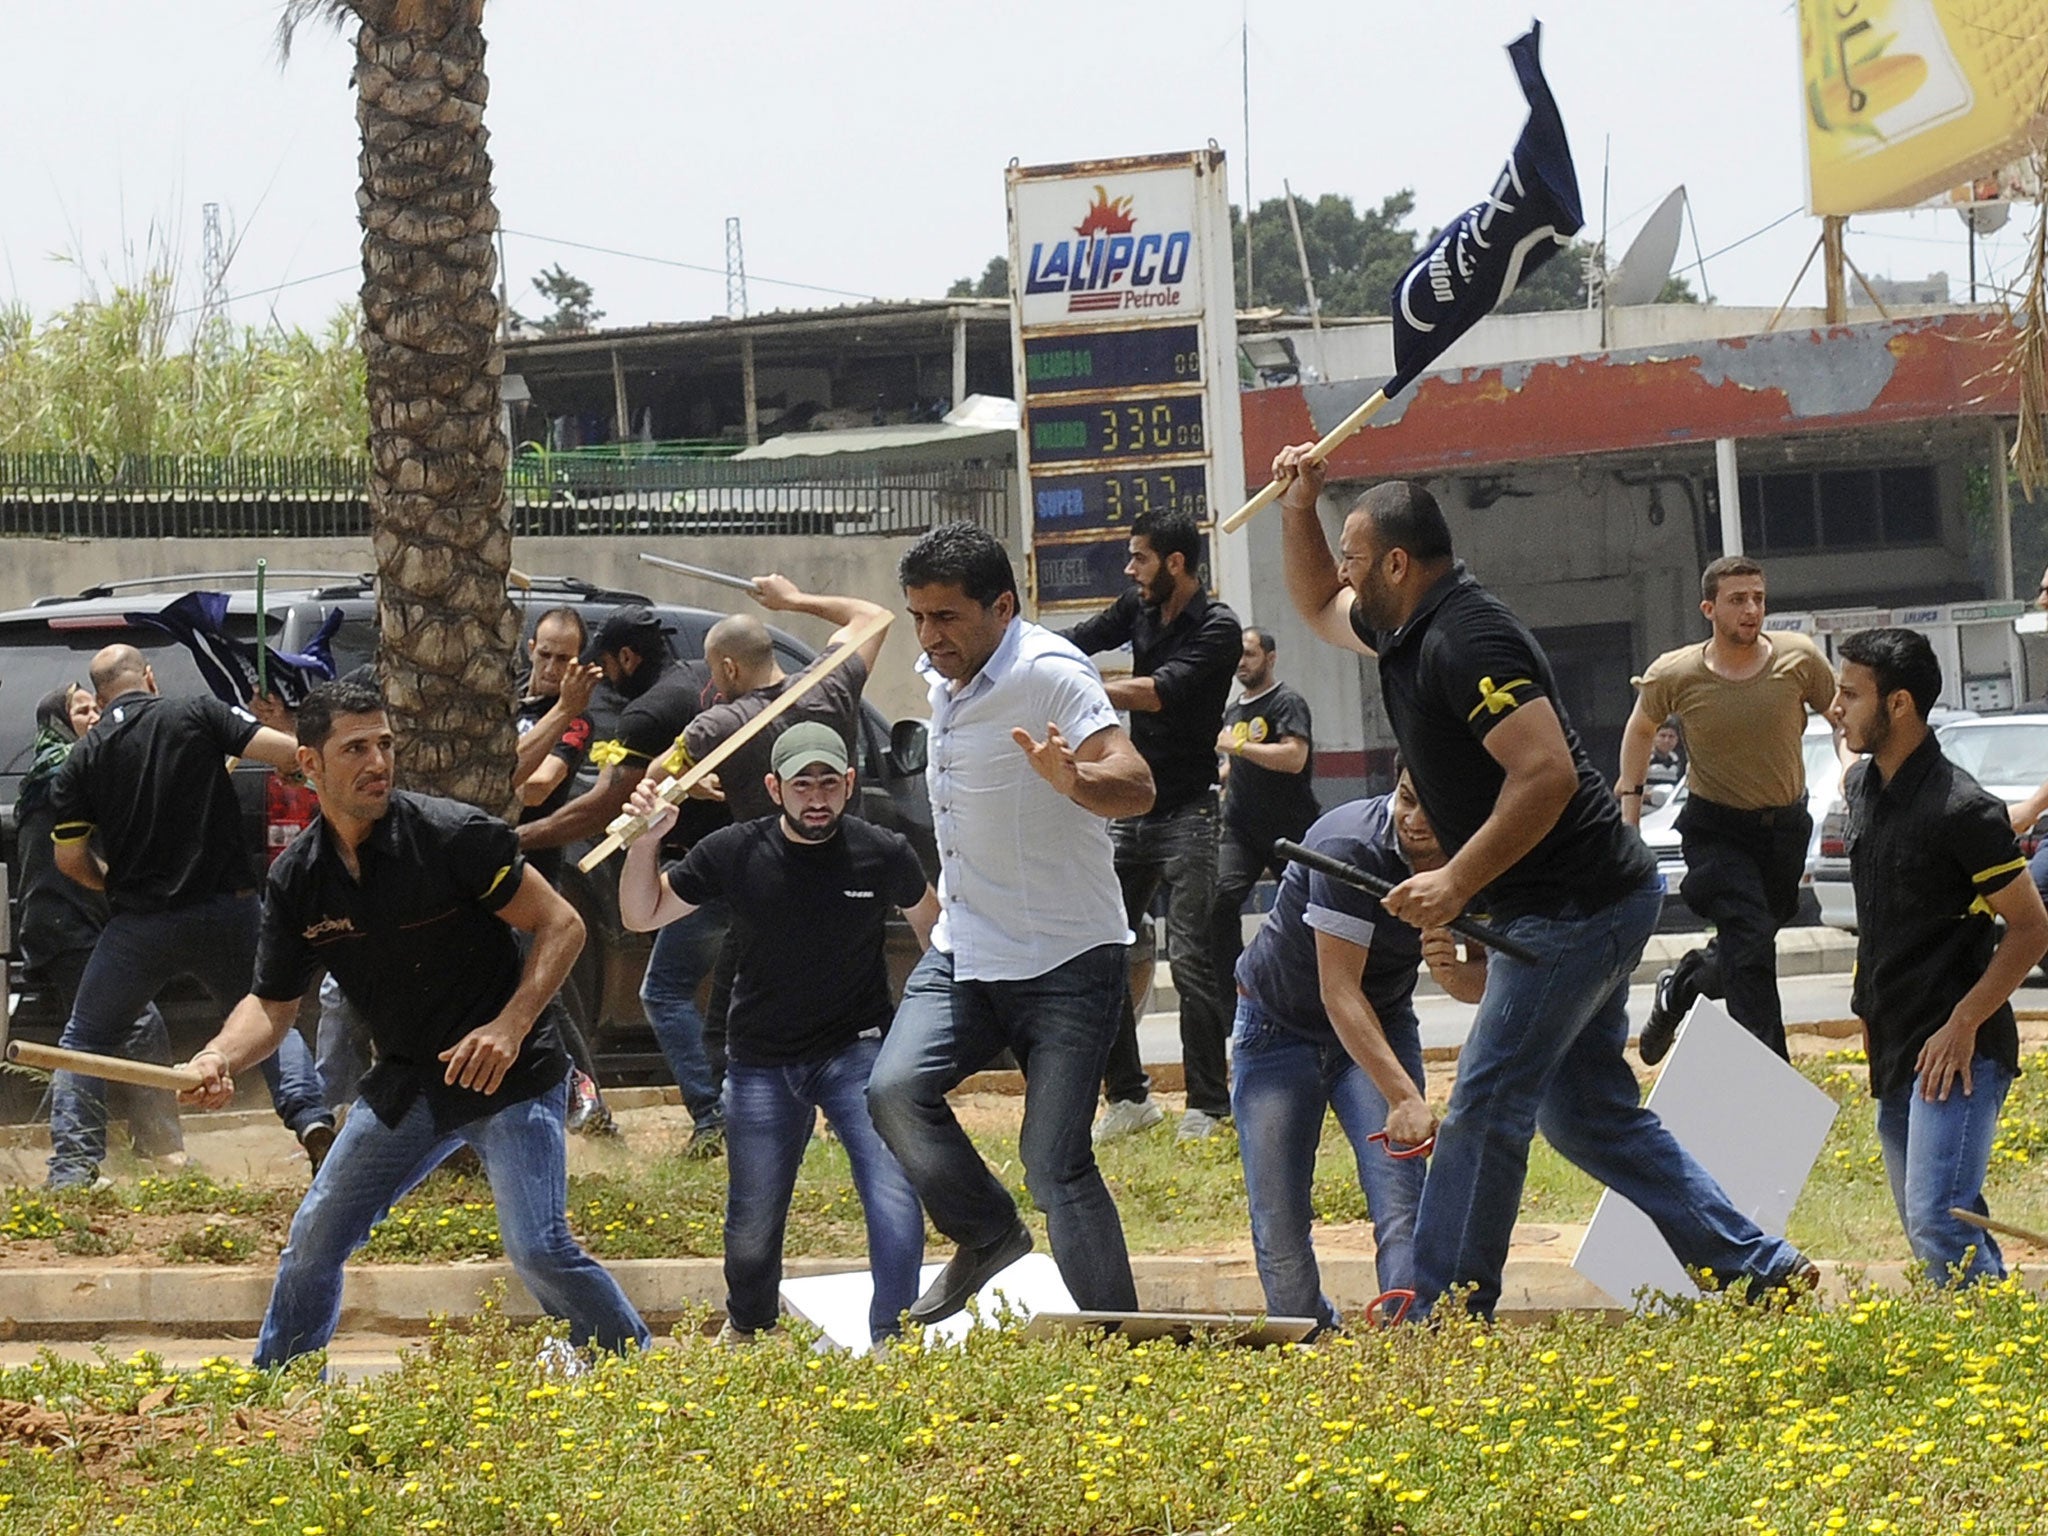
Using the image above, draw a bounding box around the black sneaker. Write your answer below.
[685,1120,725,1160]
[906,1221,1033,1328]
[1638,968,1681,1065]
[300,1120,337,1176]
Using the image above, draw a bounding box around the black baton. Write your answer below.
[1273,839,1540,966]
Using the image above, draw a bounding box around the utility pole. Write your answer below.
[725,216,749,320]
[1241,13,1254,304]
[198,203,231,359]
[1282,180,1326,379]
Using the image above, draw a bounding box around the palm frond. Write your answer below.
[275,1,357,62]
[277,0,481,59]
[2013,148,2048,500]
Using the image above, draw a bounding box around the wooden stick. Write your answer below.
[638,551,763,596]
[1950,1207,2048,1249]
[576,607,894,871]
[1221,387,1390,534]
[6,1040,203,1093]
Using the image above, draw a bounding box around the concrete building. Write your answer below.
[503,299,1014,451]
[1233,302,2041,796]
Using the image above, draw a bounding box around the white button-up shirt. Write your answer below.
[921,616,1131,981]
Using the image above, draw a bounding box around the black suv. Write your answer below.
[0,572,935,1085]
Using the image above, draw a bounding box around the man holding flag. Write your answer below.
[1254,21,1816,1319]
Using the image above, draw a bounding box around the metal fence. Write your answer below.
[0,453,1013,541]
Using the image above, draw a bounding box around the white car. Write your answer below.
[1639,716,1840,931]
[1812,710,2025,933]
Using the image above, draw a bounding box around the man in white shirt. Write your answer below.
[867,523,1156,1326]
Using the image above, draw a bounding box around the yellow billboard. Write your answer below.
[1801,0,2048,216]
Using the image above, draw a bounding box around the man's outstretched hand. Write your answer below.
[1012,721,1081,799]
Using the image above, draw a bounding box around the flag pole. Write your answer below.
[255,558,268,699]
[1221,22,1580,536]
[1221,387,1388,533]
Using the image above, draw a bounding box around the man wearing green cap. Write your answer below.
[620,722,940,1344]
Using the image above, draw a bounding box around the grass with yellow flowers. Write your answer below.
[2,1277,2046,1534]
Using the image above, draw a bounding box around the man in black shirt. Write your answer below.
[510,606,613,1135]
[620,722,939,1344]
[1063,511,1243,1144]
[1833,628,2048,1286]
[519,605,731,1152]
[179,679,651,1369]
[1212,627,1320,997]
[1273,446,1814,1320]
[45,644,330,1190]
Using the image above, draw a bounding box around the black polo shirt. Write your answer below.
[1352,566,1654,921]
[1843,734,2024,1100]
[1064,586,1243,815]
[48,691,261,913]
[253,790,568,1131]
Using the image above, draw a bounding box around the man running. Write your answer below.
[180,679,649,1368]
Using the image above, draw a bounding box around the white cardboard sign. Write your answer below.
[1573,998,1838,1307]
[779,1252,1076,1355]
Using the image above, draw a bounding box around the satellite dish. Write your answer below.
[1608,186,1687,307]
[1960,201,2010,236]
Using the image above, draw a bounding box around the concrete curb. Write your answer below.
[0,1250,2023,1341]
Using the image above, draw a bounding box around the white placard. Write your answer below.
[1573,999,1838,1307]
[779,1252,1076,1355]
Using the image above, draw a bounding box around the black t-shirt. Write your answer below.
[595,659,728,854]
[1353,566,1655,921]
[49,691,262,913]
[665,815,927,1066]
[254,790,568,1131]
[681,654,870,825]
[1221,683,1320,845]
[1064,587,1243,815]
[1844,736,2024,1100]
[514,693,594,885]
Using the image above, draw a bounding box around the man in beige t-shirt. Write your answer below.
[1617,556,1837,1062]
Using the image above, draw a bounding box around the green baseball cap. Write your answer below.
[770,721,851,779]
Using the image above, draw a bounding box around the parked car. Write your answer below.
[0,572,936,1094]
[1636,715,1839,932]
[1811,709,2020,934]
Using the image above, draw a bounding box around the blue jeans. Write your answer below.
[868,944,1138,1311]
[1230,996,1426,1328]
[316,973,370,1113]
[254,1079,650,1367]
[1104,796,1230,1114]
[49,892,328,1187]
[723,1035,925,1340]
[1876,1055,2014,1286]
[1410,876,1805,1319]
[640,902,728,1124]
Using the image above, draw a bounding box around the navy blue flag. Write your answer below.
[1386,21,1583,395]
[125,592,342,709]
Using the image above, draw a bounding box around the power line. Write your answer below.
[1696,207,1805,265]
[166,263,357,320]
[503,228,881,302]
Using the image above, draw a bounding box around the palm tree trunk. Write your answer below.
[352,0,519,810]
